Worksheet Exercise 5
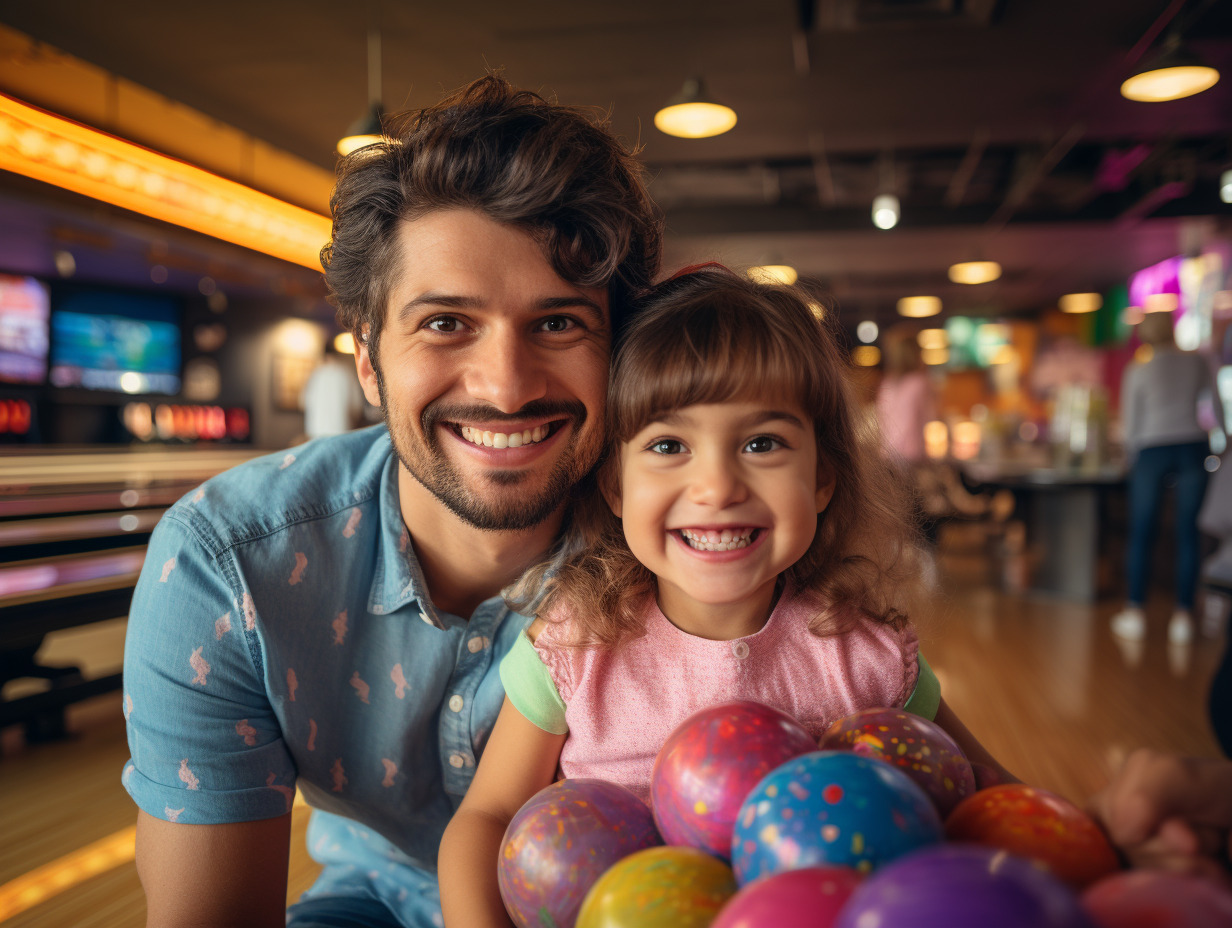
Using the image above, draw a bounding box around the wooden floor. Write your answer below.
[1,523,1227,927]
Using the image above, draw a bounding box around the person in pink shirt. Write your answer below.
[438,265,1014,927]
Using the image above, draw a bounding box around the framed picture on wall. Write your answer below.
[272,353,317,410]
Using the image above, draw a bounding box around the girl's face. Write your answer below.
[605,397,835,639]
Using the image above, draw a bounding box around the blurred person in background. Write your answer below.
[876,327,934,466]
[1112,310,1225,646]
[299,339,368,441]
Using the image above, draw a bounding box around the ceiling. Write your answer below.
[3,0,1232,329]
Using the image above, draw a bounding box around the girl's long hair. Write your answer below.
[508,266,925,647]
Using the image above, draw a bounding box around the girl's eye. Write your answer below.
[649,439,684,455]
[539,316,576,333]
[425,316,461,333]
[745,435,782,453]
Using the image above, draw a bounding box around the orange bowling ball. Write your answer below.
[945,784,1120,889]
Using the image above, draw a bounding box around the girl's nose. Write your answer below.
[687,456,748,508]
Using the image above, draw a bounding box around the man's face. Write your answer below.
[355,209,611,531]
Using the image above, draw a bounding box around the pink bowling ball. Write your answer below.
[651,700,816,859]
[1081,870,1232,927]
[712,866,863,928]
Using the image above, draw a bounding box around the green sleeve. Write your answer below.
[902,653,940,720]
[498,631,569,735]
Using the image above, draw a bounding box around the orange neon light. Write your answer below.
[0,94,331,270]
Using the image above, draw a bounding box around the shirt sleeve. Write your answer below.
[902,653,940,720]
[498,631,569,735]
[122,509,296,824]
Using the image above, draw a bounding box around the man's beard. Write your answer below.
[374,363,596,532]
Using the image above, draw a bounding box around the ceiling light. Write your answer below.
[747,264,797,285]
[897,295,941,318]
[856,320,879,343]
[872,193,899,230]
[917,328,948,350]
[1144,292,1178,313]
[1221,169,1232,204]
[337,102,385,156]
[921,347,950,366]
[654,78,737,139]
[1123,305,1145,326]
[338,29,385,156]
[1058,292,1102,314]
[334,332,356,355]
[853,345,881,367]
[1121,36,1220,102]
[948,260,1002,284]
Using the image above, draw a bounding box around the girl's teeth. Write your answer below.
[460,425,548,448]
[680,529,755,551]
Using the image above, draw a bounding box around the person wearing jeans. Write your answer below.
[1112,310,1225,645]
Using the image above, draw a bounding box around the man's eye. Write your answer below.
[540,316,576,333]
[425,317,461,333]
[649,439,683,455]
[745,436,782,453]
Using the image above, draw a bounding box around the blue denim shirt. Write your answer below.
[122,426,524,886]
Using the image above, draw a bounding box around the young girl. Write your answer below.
[439,265,1012,927]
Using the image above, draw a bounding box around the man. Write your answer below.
[122,76,661,928]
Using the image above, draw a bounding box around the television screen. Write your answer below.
[0,274,50,385]
[50,288,181,395]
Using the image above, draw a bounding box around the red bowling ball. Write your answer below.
[1081,870,1232,928]
[945,783,1120,889]
[651,700,816,860]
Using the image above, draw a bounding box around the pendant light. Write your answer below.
[337,30,386,156]
[654,78,737,139]
[871,153,899,230]
[948,260,1002,285]
[1121,34,1220,102]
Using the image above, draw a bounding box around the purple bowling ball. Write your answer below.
[498,778,662,928]
[731,751,944,885]
[833,845,1096,928]
[651,700,816,860]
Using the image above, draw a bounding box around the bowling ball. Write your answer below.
[1081,870,1232,927]
[730,750,944,885]
[818,706,976,816]
[498,778,661,928]
[711,865,863,928]
[945,783,1120,889]
[651,700,816,859]
[832,844,1096,928]
[575,845,738,928]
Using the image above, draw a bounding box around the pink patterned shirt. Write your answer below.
[503,592,925,804]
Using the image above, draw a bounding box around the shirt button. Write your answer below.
[732,640,750,659]
[467,636,489,653]
[448,695,464,712]
[448,753,465,768]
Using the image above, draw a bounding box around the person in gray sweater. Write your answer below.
[1112,309,1226,644]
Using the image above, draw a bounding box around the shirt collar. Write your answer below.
[367,454,444,628]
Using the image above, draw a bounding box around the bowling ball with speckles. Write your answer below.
[651,700,816,860]
[945,783,1120,889]
[730,750,944,885]
[819,707,977,816]
[498,778,661,928]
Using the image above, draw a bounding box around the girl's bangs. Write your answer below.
[612,302,821,439]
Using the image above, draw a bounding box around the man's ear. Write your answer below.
[598,458,622,518]
[816,465,836,513]
[353,327,382,408]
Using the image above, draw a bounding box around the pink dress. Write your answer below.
[876,371,934,463]
[529,593,922,804]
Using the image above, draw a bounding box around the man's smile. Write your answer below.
[456,420,567,449]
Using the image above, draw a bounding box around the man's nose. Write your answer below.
[461,325,549,413]
[687,455,748,508]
